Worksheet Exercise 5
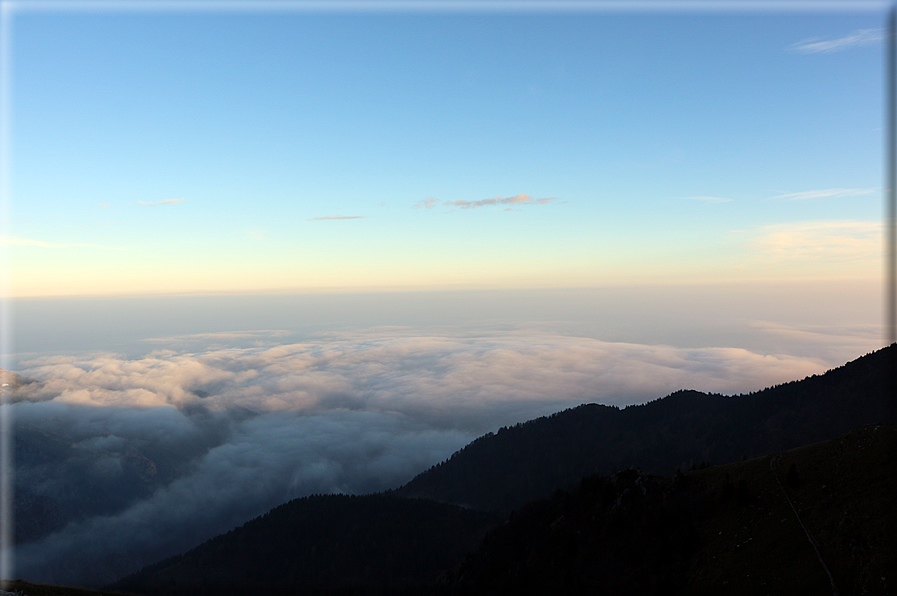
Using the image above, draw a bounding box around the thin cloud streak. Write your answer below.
[769,188,876,200]
[308,215,365,221]
[141,330,292,343]
[682,195,733,203]
[414,198,438,209]
[0,235,126,251]
[443,194,560,209]
[137,198,185,206]
[791,28,884,53]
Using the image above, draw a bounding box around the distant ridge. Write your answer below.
[0,368,34,393]
[393,344,894,512]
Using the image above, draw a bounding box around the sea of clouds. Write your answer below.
[4,285,884,586]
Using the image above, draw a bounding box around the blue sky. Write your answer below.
[2,5,885,296]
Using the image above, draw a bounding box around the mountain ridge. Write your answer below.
[105,344,896,595]
[109,423,896,595]
[392,344,893,512]
[438,424,895,595]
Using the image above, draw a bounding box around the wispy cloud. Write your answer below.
[138,198,185,206]
[98,203,110,208]
[682,195,733,203]
[791,28,884,54]
[243,228,267,241]
[750,220,881,263]
[0,235,126,251]
[1,236,60,248]
[750,321,881,344]
[413,198,438,209]
[81,222,120,228]
[769,188,876,200]
[308,215,364,221]
[443,194,560,210]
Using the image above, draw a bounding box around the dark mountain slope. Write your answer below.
[109,424,896,596]
[109,494,502,596]
[394,344,894,512]
[439,425,896,596]
[0,580,132,596]
[107,347,894,596]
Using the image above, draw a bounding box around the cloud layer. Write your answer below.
[13,333,829,420]
[12,402,468,587]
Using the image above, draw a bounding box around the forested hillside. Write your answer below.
[110,494,502,596]
[439,425,896,595]
[109,424,896,596]
[395,344,893,512]
[104,346,896,596]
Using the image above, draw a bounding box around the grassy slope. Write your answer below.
[108,494,503,596]
[439,425,895,595]
[396,345,893,513]
[0,580,134,596]
[685,425,896,595]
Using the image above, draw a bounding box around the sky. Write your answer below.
[0,0,893,588]
[1,3,886,297]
